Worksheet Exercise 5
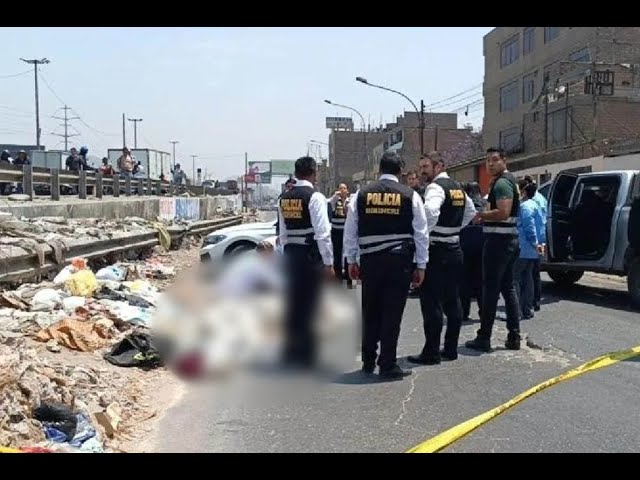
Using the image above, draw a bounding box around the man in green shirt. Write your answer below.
[466,147,522,352]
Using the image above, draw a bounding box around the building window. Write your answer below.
[523,72,536,103]
[544,27,560,43]
[499,127,522,153]
[585,70,615,95]
[523,27,535,55]
[548,109,567,146]
[500,80,519,112]
[533,111,540,122]
[569,47,591,63]
[501,35,520,68]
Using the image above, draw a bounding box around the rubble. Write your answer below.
[0,243,202,452]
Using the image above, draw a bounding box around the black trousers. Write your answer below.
[532,257,542,309]
[419,244,464,357]
[478,236,521,340]
[461,251,483,320]
[360,251,413,371]
[331,230,352,287]
[283,247,323,366]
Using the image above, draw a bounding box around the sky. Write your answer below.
[0,27,492,183]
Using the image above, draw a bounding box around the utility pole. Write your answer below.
[190,154,197,185]
[127,118,143,148]
[244,152,248,212]
[51,105,79,151]
[420,99,426,155]
[20,57,50,148]
[122,113,126,148]
[170,141,179,171]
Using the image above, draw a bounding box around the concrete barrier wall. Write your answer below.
[0,195,237,221]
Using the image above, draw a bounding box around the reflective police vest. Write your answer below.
[356,179,414,256]
[430,177,465,245]
[330,197,348,232]
[483,171,520,237]
[279,186,316,248]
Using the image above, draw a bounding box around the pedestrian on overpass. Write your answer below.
[408,152,476,365]
[466,147,522,352]
[0,150,13,196]
[278,156,333,368]
[344,152,428,379]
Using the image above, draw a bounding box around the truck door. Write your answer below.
[548,172,578,262]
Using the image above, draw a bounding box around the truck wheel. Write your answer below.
[548,270,584,287]
[628,258,640,309]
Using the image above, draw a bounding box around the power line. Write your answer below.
[0,69,32,79]
[38,71,66,105]
[423,83,483,109]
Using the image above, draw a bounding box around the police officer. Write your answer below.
[466,148,522,352]
[278,157,333,368]
[328,183,353,287]
[275,178,295,239]
[408,152,476,365]
[344,152,429,379]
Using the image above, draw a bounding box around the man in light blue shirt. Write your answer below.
[515,181,541,320]
[524,175,547,311]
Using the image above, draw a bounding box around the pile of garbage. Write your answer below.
[0,253,180,452]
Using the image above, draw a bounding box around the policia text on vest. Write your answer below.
[277,158,334,368]
[344,153,429,380]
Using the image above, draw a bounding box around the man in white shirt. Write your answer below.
[408,152,476,365]
[344,152,428,380]
[278,156,333,368]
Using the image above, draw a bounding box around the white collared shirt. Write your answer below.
[424,172,477,233]
[277,179,334,266]
[343,174,429,269]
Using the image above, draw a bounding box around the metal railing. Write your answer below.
[0,215,243,283]
[0,164,237,200]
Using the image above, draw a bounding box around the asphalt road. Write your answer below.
[153,267,640,453]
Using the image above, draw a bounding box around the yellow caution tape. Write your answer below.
[407,344,640,453]
[0,446,23,453]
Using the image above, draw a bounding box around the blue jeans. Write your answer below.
[515,258,536,318]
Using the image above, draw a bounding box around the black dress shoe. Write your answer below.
[407,354,440,365]
[465,337,492,352]
[379,364,412,379]
[533,304,541,312]
[362,363,375,374]
[440,350,458,361]
[505,336,521,350]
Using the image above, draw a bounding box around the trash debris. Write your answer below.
[97,300,152,328]
[95,265,127,282]
[31,289,64,312]
[53,266,76,285]
[61,296,86,314]
[0,292,31,311]
[65,270,98,297]
[104,333,163,369]
[46,340,61,353]
[33,403,78,442]
[35,318,115,352]
[94,403,122,438]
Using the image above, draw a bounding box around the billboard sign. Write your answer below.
[326,117,354,130]
[246,161,271,184]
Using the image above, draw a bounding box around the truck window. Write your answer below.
[552,175,577,208]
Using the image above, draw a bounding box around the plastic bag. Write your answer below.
[65,270,98,297]
[62,296,86,313]
[95,265,127,282]
[53,265,76,285]
[31,289,63,312]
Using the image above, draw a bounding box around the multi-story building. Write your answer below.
[451,27,640,192]
[327,129,386,189]
[361,111,482,182]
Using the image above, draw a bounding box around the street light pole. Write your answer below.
[324,99,369,182]
[127,118,143,148]
[20,57,50,148]
[169,140,179,171]
[190,154,197,185]
[356,76,426,156]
